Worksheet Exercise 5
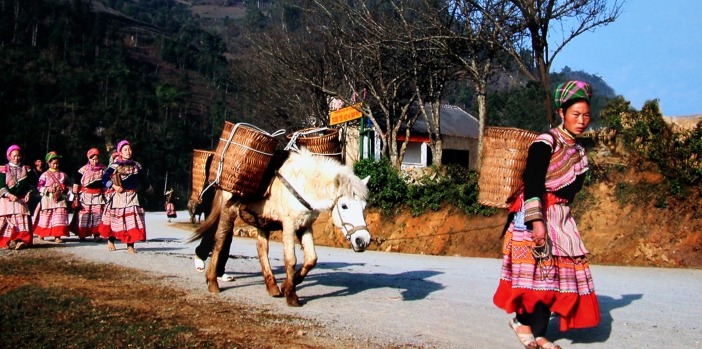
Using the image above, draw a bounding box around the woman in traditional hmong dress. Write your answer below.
[0,145,34,249]
[34,151,71,243]
[164,189,177,222]
[494,81,600,349]
[99,140,153,253]
[70,148,106,241]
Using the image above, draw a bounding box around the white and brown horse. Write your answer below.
[191,148,371,306]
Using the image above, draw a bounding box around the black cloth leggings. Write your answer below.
[195,230,232,277]
[516,301,552,338]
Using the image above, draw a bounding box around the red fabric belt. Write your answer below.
[83,188,103,194]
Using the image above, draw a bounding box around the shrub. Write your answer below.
[353,160,495,216]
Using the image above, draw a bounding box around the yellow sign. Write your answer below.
[330,103,363,125]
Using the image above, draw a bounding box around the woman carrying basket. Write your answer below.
[70,148,107,241]
[0,145,34,249]
[494,81,600,349]
[34,151,71,243]
[99,140,153,253]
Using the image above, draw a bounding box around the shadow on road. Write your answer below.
[214,260,445,304]
[548,293,644,343]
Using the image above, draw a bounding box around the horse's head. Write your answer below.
[331,175,371,252]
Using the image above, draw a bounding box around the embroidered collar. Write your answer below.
[555,125,577,147]
[85,163,105,171]
[8,162,21,167]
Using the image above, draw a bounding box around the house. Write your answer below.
[344,105,480,170]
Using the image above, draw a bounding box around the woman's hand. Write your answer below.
[6,193,17,202]
[531,220,547,247]
[113,185,124,193]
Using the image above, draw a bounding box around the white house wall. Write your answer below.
[442,136,479,170]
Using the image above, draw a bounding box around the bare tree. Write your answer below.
[424,0,521,170]
[472,0,623,125]
[247,0,430,168]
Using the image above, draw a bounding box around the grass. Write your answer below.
[0,256,210,349]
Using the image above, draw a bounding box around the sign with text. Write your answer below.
[329,103,363,125]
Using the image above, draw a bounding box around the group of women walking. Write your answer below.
[0,140,153,253]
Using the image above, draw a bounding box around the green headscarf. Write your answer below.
[554,80,592,110]
[45,151,59,163]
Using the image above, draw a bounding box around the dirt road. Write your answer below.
[37,211,702,348]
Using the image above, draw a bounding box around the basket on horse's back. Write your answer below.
[478,127,539,209]
[209,122,285,196]
[191,149,213,202]
[285,127,342,162]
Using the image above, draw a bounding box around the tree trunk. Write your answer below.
[11,1,19,44]
[475,82,488,172]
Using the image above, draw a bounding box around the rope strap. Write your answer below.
[283,127,328,153]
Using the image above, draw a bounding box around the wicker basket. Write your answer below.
[478,127,539,209]
[209,122,284,196]
[190,149,214,202]
[285,128,342,161]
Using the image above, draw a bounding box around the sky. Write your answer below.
[551,0,702,117]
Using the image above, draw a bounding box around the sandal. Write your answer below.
[93,234,102,243]
[536,337,561,349]
[127,246,137,253]
[107,241,116,251]
[194,257,205,272]
[510,318,538,349]
[14,241,26,250]
[217,274,234,282]
[54,237,64,243]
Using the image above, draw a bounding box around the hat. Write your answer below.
[45,151,59,163]
[554,80,593,110]
[6,145,20,161]
[87,148,100,159]
[117,140,130,152]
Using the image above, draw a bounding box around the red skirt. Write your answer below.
[0,214,33,247]
[34,207,70,238]
[70,204,104,238]
[493,226,600,331]
[99,206,146,244]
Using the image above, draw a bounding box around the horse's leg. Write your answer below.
[293,228,317,286]
[256,228,282,297]
[279,222,301,307]
[206,199,237,293]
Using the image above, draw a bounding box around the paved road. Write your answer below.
[47,211,702,348]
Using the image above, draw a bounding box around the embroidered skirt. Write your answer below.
[71,204,104,238]
[98,191,146,243]
[493,205,600,331]
[0,198,33,247]
[34,207,70,238]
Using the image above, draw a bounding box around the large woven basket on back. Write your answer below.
[190,149,213,202]
[209,122,284,196]
[478,127,539,209]
[285,127,342,162]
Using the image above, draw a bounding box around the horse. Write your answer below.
[190,148,371,307]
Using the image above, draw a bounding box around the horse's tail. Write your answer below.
[188,189,222,243]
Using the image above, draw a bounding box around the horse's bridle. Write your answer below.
[331,195,369,241]
[276,171,368,240]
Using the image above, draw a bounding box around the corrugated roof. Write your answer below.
[408,105,479,138]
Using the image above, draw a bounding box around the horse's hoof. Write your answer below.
[286,295,301,307]
[207,281,221,294]
[267,284,282,297]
